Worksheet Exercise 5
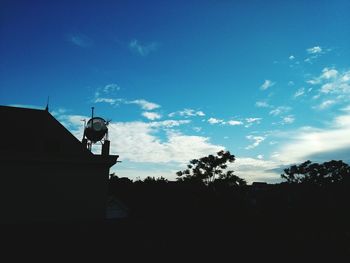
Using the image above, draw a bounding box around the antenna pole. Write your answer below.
[45,96,50,111]
[90,107,95,152]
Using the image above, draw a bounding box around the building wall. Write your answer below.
[0,161,109,222]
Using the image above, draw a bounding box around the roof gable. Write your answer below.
[0,106,92,156]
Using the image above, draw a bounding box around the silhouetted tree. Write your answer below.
[214,170,247,187]
[176,150,245,186]
[143,176,168,184]
[281,160,350,186]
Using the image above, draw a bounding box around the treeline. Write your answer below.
[107,152,350,255]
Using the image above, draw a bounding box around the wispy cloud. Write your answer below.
[273,112,350,164]
[206,116,259,127]
[94,98,121,105]
[142,111,162,120]
[293,88,305,98]
[103,83,120,93]
[260,80,275,90]
[307,67,350,108]
[208,117,224,124]
[313,100,336,110]
[68,34,93,48]
[245,117,262,127]
[168,108,205,118]
[127,99,160,110]
[304,46,331,63]
[289,55,295,60]
[269,106,291,116]
[94,83,122,105]
[227,120,243,126]
[282,115,295,124]
[245,135,265,150]
[245,117,262,123]
[129,39,159,56]
[307,46,322,54]
[255,101,271,108]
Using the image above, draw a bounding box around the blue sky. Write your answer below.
[1,0,350,183]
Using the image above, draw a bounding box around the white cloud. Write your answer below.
[294,88,305,98]
[142,112,162,120]
[233,157,282,184]
[257,154,264,159]
[341,105,350,112]
[255,101,271,108]
[244,117,262,128]
[314,100,336,110]
[149,120,191,128]
[260,80,275,90]
[245,135,265,150]
[94,98,120,105]
[318,70,350,95]
[273,112,350,164]
[127,99,160,110]
[269,106,291,116]
[289,55,295,60]
[227,120,243,126]
[321,68,338,79]
[169,108,205,117]
[103,84,120,93]
[246,117,262,123]
[107,123,223,164]
[282,115,295,124]
[93,84,122,105]
[208,117,224,124]
[129,39,159,56]
[59,115,221,165]
[307,46,322,54]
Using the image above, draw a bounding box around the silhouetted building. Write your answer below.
[0,105,118,222]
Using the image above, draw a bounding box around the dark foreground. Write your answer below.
[1,217,349,261]
[2,181,350,260]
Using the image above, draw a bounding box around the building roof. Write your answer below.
[0,105,118,167]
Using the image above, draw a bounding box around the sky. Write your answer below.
[1,0,350,183]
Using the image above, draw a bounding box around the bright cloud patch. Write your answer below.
[256,101,271,108]
[103,83,120,93]
[227,120,243,126]
[245,135,265,150]
[208,117,224,124]
[307,46,322,54]
[282,115,295,124]
[269,106,291,116]
[169,108,205,117]
[314,100,336,110]
[142,112,162,120]
[233,157,282,183]
[126,99,160,110]
[260,80,275,90]
[273,112,350,164]
[59,114,222,164]
[294,88,305,98]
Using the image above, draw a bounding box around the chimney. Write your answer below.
[102,140,110,156]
